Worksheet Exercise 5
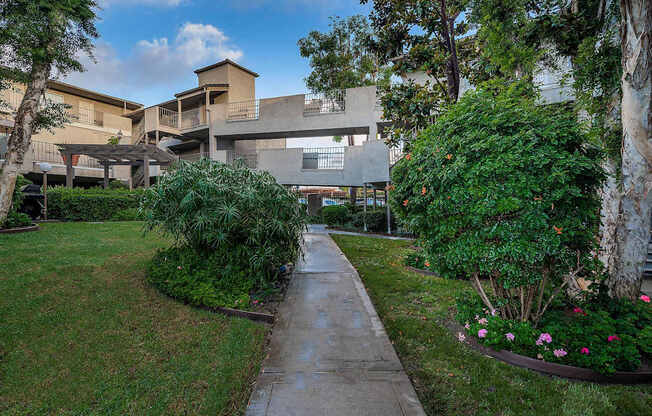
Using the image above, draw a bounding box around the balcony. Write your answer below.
[69,108,104,128]
[304,91,345,115]
[302,147,344,170]
[227,100,259,121]
[31,140,103,169]
[180,108,205,130]
[159,107,178,129]
[227,150,258,169]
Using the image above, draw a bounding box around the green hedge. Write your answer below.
[47,187,143,221]
[322,205,350,226]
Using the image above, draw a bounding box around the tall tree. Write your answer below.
[0,0,98,224]
[298,14,389,147]
[608,0,651,299]
[361,0,471,147]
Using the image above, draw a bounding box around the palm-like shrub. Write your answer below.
[390,86,605,324]
[141,159,306,307]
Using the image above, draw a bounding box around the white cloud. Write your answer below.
[62,23,243,105]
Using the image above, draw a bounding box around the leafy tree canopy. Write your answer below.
[298,15,390,96]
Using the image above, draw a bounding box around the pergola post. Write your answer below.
[386,181,391,234]
[65,153,73,188]
[373,189,377,208]
[103,163,109,189]
[143,153,150,188]
[363,183,368,232]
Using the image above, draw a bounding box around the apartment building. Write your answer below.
[0,79,142,184]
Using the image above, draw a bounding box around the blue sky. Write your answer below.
[64,0,371,107]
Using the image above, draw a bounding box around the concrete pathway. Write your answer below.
[307,224,415,241]
[246,233,425,416]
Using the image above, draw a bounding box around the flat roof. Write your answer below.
[48,80,143,110]
[194,59,259,78]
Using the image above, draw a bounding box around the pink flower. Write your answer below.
[573,307,585,315]
[607,335,621,342]
[537,333,552,345]
[580,347,590,355]
[478,318,488,325]
[640,295,650,303]
[457,332,466,342]
[253,300,259,304]
[474,315,479,320]
[491,310,497,316]
[505,333,515,341]
[478,329,488,338]
[177,266,182,270]
[553,349,567,358]
[464,323,470,330]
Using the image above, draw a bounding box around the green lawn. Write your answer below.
[0,222,267,416]
[331,234,652,416]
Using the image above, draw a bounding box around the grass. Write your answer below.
[0,222,267,415]
[331,234,652,416]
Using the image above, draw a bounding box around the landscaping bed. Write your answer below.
[332,234,652,416]
[0,222,268,415]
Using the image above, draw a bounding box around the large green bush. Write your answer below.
[141,159,306,308]
[390,85,605,324]
[322,205,350,226]
[47,187,143,221]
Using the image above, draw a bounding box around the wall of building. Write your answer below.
[250,139,390,187]
[210,86,382,140]
[197,65,229,87]
[226,65,256,103]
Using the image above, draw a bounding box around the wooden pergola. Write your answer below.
[57,144,178,188]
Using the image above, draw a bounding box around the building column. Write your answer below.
[386,181,391,234]
[373,189,377,208]
[65,153,73,188]
[363,183,368,232]
[103,163,109,189]
[143,154,150,188]
[368,123,378,141]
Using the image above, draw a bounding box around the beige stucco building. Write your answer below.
[0,78,142,184]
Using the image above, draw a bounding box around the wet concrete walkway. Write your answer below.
[246,233,425,416]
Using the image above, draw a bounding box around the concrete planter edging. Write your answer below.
[0,224,40,234]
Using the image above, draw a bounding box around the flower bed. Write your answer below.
[456,293,652,376]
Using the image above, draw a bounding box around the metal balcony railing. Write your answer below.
[71,108,104,127]
[389,146,404,166]
[302,147,344,170]
[180,108,204,130]
[304,91,345,115]
[31,140,103,169]
[159,107,178,128]
[227,100,260,121]
[227,151,257,169]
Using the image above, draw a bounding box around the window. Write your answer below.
[45,92,64,105]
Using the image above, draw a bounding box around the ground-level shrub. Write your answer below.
[351,209,394,232]
[141,159,306,309]
[110,208,143,221]
[457,292,652,374]
[3,211,32,228]
[47,187,143,221]
[148,246,255,308]
[2,175,32,229]
[322,205,350,226]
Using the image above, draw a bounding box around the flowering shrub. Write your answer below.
[457,293,652,374]
[390,85,604,324]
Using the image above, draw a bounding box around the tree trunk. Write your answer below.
[599,156,621,277]
[0,64,50,224]
[607,0,651,299]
